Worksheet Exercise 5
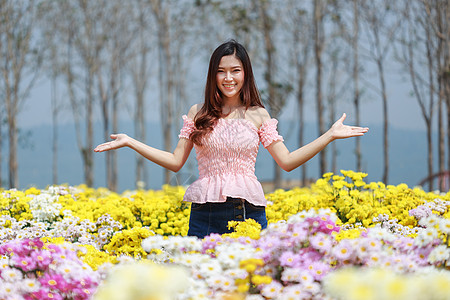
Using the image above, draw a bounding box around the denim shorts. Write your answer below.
[187,197,267,239]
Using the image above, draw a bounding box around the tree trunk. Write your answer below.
[297,63,307,186]
[134,12,148,187]
[8,109,18,188]
[253,0,282,189]
[112,83,119,192]
[425,119,433,190]
[353,0,362,171]
[433,0,449,191]
[51,77,59,185]
[1,0,40,189]
[425,20,435,191]
[377,59,389,184]
[134,61,147,187]
[328,55,338,174]
[438,96,445,190]
[164,35,174,185]
[0,111,2,188]
[84,72,94,187]
[99,75,112,189]
[313,0,327,175]
[151,0,173,185]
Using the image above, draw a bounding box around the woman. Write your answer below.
[94,40,368,238]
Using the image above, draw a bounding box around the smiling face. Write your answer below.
[216,54,245,103]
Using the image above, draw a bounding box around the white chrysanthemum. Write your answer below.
[19,278,40,293]
[215,242,256,268]
[206,274,235,292]
[141,235,165,252]
[418,214,441,228]
[28,192,62,222]
[180,236,203,252]
[0,256,9,269]
[1,267,23,282]
[281,284,311,300]
[224,268,248,280]
[439,218,450,234]
[0,282,19,299]
[317,208,339,222]
[173,252,211,268]
[261,281,283,298]
[198,260,223,278]
[302,281,321,295]
[265,220,288,233]
[180,278,212,300]
[414,227,439,246]
[367,226,398,242]
[428,245,450,264]
[281,268,313,284]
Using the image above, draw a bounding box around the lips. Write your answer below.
[223,84,235,89]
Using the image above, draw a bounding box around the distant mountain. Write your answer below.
[13,120,436,192]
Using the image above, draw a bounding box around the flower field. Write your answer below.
[1,170,449,300]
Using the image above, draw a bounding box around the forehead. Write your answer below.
[218,55,243,68]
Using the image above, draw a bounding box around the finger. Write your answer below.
[353,126,369,132]
[94,142,112,152]
[339,113,347,122]
[94,144,106,152]
[110,134,118,140]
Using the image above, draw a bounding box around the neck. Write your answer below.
[222,96,242,109]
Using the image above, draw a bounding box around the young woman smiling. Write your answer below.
[94,40,369,238]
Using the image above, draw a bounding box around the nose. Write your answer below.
[224,72,232,81]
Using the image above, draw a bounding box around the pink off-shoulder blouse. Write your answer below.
[178,115,284,206]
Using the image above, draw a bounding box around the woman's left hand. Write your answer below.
[329,113,369,140]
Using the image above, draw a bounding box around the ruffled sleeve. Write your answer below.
[178,115,195,140]
[258,119,284,148]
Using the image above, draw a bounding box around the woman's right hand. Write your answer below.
[94,134,130,152]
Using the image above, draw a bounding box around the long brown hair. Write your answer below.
[190,40,264,146]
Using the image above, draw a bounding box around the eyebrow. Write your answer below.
[218,65,242,69]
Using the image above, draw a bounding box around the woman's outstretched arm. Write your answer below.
[267,113,368,172]
[94,135,193,173]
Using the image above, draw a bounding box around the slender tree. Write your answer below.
[96,1,134,191]
[284,0,311,186]
[352,0,362,172]
[419,0,450,186]
[128,0,154,188]
[0,0,42,188]
[50,69,61,185]
[313,0,327,176]
[330,0,364,172]
[326,47,340,174]
[148,0,201,185]
[397,0,438,190]
[48,0,109,187]
[38,2,65,186]
[149,0,175,185]
[359,0,400,184]
[256,0,283,188]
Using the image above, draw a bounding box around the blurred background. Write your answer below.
[1,0,449,192]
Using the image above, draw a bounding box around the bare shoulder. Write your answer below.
[187,104,201,120]
[246,106,271,128]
